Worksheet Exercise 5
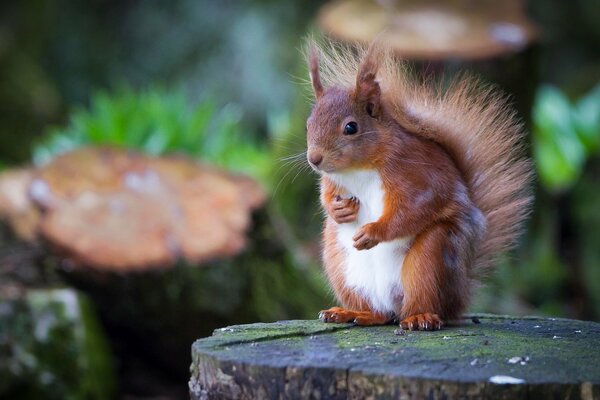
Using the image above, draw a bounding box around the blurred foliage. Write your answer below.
[0,2,65,163]
[570,165,600,317]
[33,88,272,183]
[476,82,600,320]
[533,84,600,192]
[470,0,600,322]
[0,0,597,398]
[0,0,322,164]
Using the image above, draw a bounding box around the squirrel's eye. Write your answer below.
[343,121,358,135]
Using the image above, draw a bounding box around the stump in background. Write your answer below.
[317,0,539,121]
[318,0,537,60]
[0,147,328,397]
[190,315,600,399]
[13,147,265,270]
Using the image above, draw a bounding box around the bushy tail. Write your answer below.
[392,76,533,276]
[311,39,534,276]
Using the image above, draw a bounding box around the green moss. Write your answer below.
[192,315,600,386]
[0,289,115,400]
[197,319,352,349]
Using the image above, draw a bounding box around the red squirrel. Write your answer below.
[305,41,532,330]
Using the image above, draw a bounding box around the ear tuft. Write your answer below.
[366,102,376,118]
[356,42,384,118]
[309,46,324,99]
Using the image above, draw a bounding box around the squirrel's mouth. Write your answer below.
[308,162,336,174]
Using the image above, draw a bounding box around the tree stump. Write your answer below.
[190,315,600,399]
[316,0,539,122]
[0,147,329,394]
[317,0,538,60]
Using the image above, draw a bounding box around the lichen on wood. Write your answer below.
[0,288,115,400]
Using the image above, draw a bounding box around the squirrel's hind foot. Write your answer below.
[318,307,390,325]
[400,313,443,331]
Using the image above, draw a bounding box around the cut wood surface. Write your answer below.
[190,314,600,399]
[317,0,537,60]
[0,147,266,271]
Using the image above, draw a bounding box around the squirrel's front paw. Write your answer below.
[328,195,360,224]
[353,223,381,250]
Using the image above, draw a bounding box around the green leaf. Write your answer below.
[142,129,170,156]
[532,85,586,192]
[32,87,270,181]
[186,99,216,151]
[573,84,600,153]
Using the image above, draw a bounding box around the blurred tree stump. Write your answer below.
[317,0,539,121]
[0,147,328,391]
[190,315,600,399]
[26,147,266,269]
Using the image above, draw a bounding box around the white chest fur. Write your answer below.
[327,170,412,313]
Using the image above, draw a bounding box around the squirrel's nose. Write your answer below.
[308,151,323,167]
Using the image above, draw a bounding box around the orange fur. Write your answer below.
[307,39,533,330]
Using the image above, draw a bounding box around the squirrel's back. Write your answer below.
[311,39,533,276]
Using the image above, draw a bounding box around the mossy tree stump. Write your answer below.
[190,315,600,399]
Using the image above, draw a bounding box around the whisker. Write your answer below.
[276,158,306,171]
[272,134,306,143]
[272,159,312,194]
[272,165,298,197]
[291,163,313,185]
[279,151,307,162]
[273,160,298,176]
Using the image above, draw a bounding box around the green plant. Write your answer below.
[533,83,600,192]
[33,88,272,182]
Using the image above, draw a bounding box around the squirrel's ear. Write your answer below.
[309,46,324,99]
[356,43,383,118]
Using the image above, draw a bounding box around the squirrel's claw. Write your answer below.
[400,313,443,331]
[330,196,359,224]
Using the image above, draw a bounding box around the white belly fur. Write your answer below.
[327,170,413,313]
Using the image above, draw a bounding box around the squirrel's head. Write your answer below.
[305,44,387,174]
